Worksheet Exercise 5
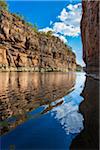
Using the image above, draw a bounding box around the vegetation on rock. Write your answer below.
[0,0,76,72]
[0,0,8,11]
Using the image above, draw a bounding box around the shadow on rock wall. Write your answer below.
[71,76,99,150]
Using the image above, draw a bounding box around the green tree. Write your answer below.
[12,13,25,21]
[46,30,53,36]
[0,0,8,11]
[26,22,38,32]
[26,22,33,27]
[32,23,38,33]
[67,45,72,52]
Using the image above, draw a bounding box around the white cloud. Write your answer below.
[39,3,82,44]
[67,3,81,11]
[53,22,80,36]
[58,8,68,22]
[53,33,68,43]
[39,26,67,43]
[51,72,86,135]
[39,27,54,33]
[57,3,82,36]
[51,99,84,135]
[50,20,53,25]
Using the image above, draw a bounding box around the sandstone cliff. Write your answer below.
[0,10,76,72]
[81,1,99,76]
[70,2,99,149]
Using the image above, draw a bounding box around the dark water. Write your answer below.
[71,75,99,150]
[0,72,99,149]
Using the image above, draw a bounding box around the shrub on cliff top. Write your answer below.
[26,22,38,33]
[46,31,53,37]
[12,13,25,21]
[26,22,38,32]
[0,0,8,11]
[32,24,38,33]
[26,22,33,27]
[67,45,73,52]
[39,30,53,37]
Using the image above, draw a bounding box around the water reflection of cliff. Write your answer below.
[0,72,76,135]
[71,76,99,149]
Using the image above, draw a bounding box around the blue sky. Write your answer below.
[6,0,85,66]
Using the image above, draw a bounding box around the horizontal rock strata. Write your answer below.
[0,10,76,72]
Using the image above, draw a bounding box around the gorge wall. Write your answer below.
[71,1,99,149]
[0,10,76,72]
[81,1,99,76]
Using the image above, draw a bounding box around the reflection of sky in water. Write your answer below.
[1,73,86,150]
[51,73,86,135]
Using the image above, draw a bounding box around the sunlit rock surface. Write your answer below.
[0,10,76,72]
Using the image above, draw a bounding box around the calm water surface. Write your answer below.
[0,72,86,149]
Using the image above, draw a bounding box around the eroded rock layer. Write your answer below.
[0,10,76,72]
[81,1,99,75]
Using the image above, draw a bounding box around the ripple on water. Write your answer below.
[0,72,86,150]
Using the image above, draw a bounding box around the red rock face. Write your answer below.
[81,1,99,75]
[0,10,76,72]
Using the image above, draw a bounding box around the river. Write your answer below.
[0,72,99,149]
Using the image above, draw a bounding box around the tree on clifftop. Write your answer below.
[0,0,8,11]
